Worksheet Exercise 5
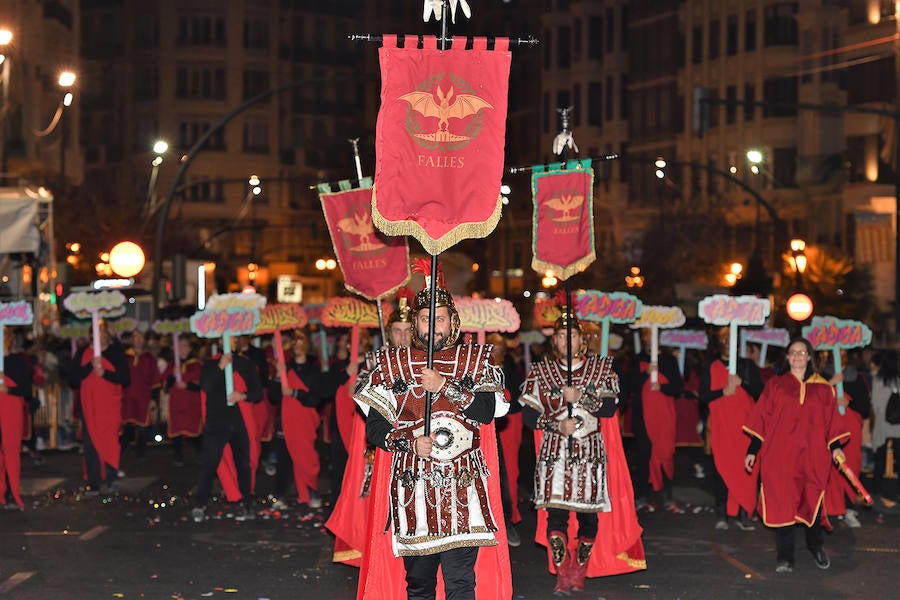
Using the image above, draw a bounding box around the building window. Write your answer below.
[605,76,614,121]
[134,66,159,101]
[725,85,737,124]
[745,9,757,52]
[557,26,571,69]
[726,15,738,56]
[243,70,270,100]
[243,17,269,50]
[589,16,603,59]
[744,83,755,121]
[620,75,628,119]
[178,120,226,151]
[573,84,581,127]
[772,146,797,187]
[707,88,719,129]
[606,8,615,52]
[709,19,720,59]
[763,77,798,117]
[543,28,552,69]
[177,15,226,46]
[621,5,629,51]
[573,18,582,62]
[543,92,550,134]
[176,66,227,100]
[556,90,571,123]
[242,120,266,153]
[692,26,703,65]
[133,116,158,152]
[181,177,225,203]
[764,3,797,47]
[588,82,603,127]
[135,13,159,47]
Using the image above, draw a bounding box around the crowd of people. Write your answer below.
[2,294,899,597]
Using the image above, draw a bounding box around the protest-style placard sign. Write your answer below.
[632,305,686,383]
[575,290,642,357]
[153,318,192,384]
[660,329,709,374]
[455,297,520,344]
[256,304,309,389]
[0,300,33,378]
[190,292,265,398]
[803,315,873,411]
[322,297,391,370]
[698,294,771,375]
[63,290,127,359]
[740,327,789,368]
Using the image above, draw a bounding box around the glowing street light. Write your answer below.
[108,241,146,278]
[58,71,76,88]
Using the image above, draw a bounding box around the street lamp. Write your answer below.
[146,140,168,217]
[788,238,807,285]
[55,70,76,188]
[541,270,558,289]
[724,262,743,286]
[746,149,764,175]
[108,241,146,278]
[625,266,644,288]
[315,257,337,271]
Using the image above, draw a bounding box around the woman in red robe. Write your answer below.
[165,335,203,466]
[743,337,850,573]
[72,322,130,494]
[121,330,161,458]
[0,329,32,510]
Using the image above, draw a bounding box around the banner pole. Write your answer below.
[424,0,452,438]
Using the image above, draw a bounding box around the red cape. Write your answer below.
[122,351,159,427]
[0,375,26,508]
[325,405,369,566]
[534,417,647,578]
[708,361,759,516]
[640,365,676,492]
[497,409,523,523]
[357,422,512,600]
[166,359,203,437]
[282,370,320,504]
[80,348,123,474]
[200,370,260,502]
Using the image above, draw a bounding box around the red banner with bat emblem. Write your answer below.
[373,35,511,255]
[319,179,410,300]
[531,159,595,281]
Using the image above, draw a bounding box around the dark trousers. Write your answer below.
[775,520,824,564]
[195,420,251,507]
[173,435,203,463]
[547,507,598,540]
[402,547,479,600]
[121,423,149,457]
[82,424,117,488]
[632,407,651,499]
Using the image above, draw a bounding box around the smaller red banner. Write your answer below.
[320,184,410,300]
[531,161,595,281]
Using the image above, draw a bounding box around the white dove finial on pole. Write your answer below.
[552,106,579,157]
[423,0,471,23]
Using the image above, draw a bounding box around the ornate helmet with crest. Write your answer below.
[410,258,461,348]
[387,287,414,327]
[550,291,585,359]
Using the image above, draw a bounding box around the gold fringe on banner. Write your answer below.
[371,185,504,256]
[531,251,596,283]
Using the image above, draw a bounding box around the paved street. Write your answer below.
[1,442,898,600]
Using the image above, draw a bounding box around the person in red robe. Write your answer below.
[0,328,33,510]
[121,329,161,458]
[624,327,684,511]
[275,329,352,508]
[743,337,850,573]
[165,335,203,467]
[700,326,763,530]
[71,321,130,494]
[328,302,413,566]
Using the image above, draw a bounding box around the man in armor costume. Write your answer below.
[354,267,511,600]
[520,313,646,595]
